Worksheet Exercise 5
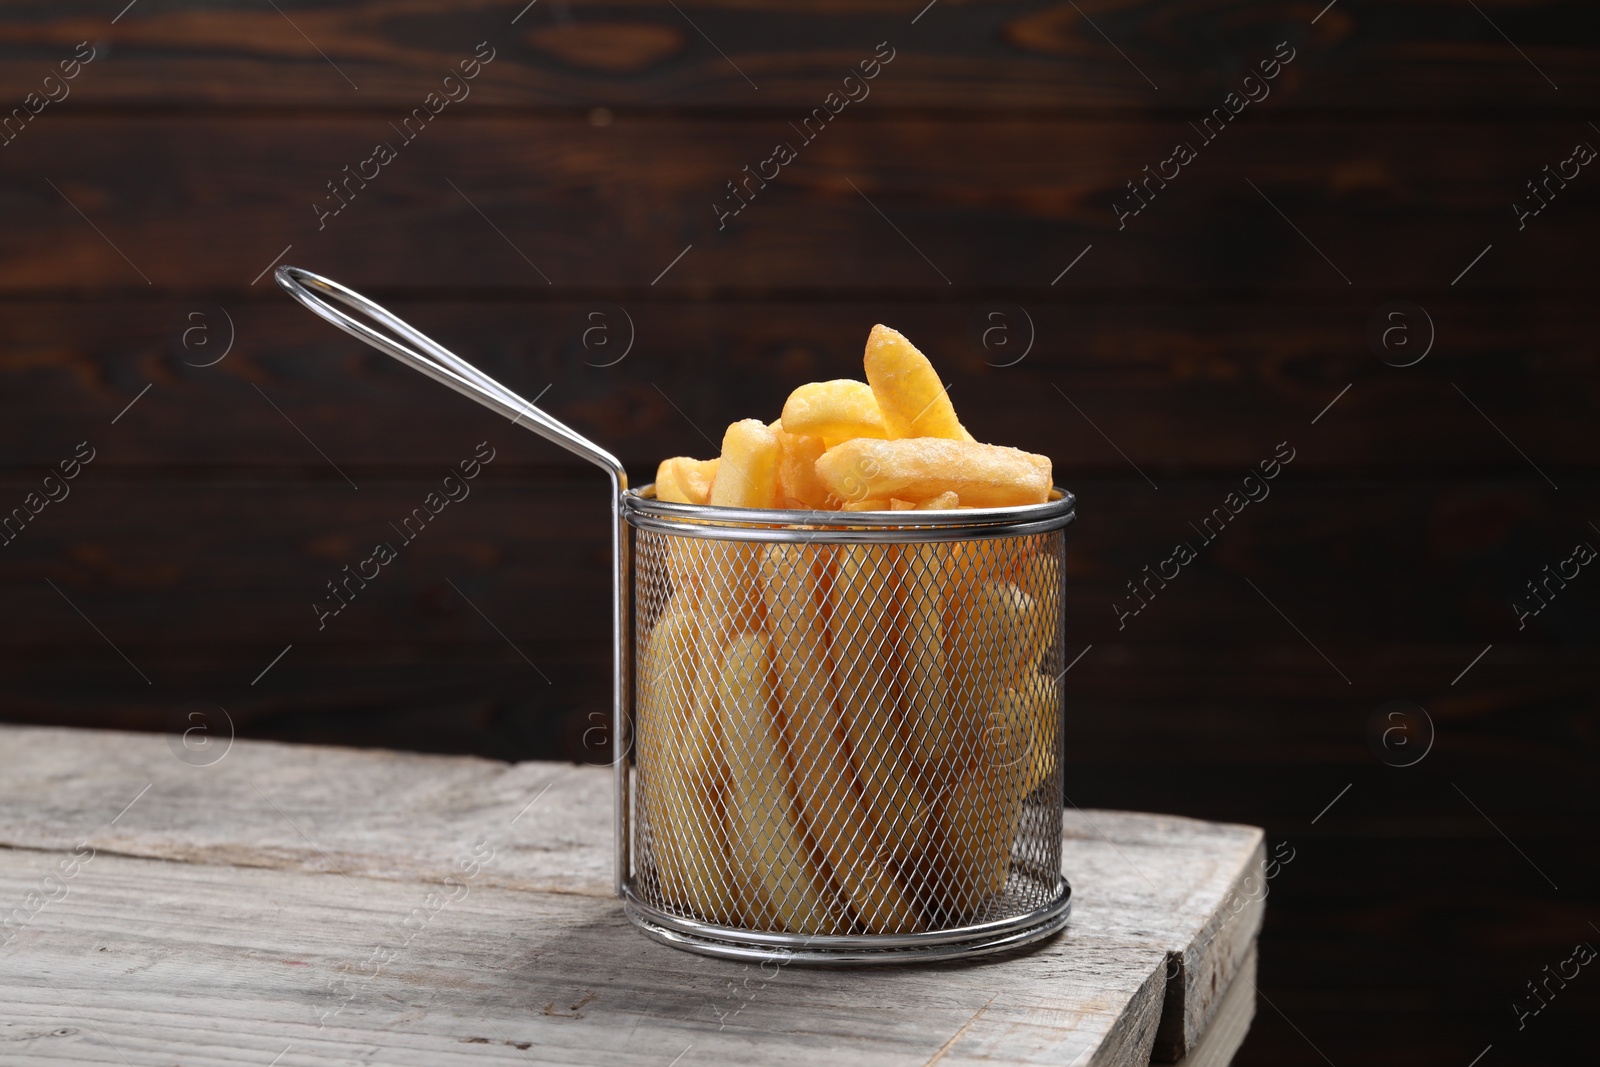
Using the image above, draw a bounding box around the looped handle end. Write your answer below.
[274,265,626,487]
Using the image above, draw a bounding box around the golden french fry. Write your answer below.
[654,458,689,503]
[781,379,890,442]
[827,544,928,862]
[654,458,718,505]
[1017,673,1060,795]
[842,498,892,512]
[662,537,707,603]
[937,700,1031,904]
[711,419,782,509]
[639,603,744,924]
[940,580,1038,771]
[1013,547,1061,675]
[704,420,779,644]
[895,543,947,767]
[675,457,718,504]
[761,543,919,934]
[719,632,837,932]
[815,438,1051,509]
[862,325,975,441]
[772,425,832,510]
[917,491,960,510]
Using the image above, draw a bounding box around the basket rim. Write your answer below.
[623,485,1076,542]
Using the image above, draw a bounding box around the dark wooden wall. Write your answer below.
[2,2,1596,1063]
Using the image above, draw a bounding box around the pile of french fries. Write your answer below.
[640,325,1059,934]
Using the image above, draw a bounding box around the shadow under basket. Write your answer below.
[621,488,1075,964]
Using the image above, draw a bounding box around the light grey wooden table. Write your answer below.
[0,726,1263,1065]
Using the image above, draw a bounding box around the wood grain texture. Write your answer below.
[0,724,1266,1065]
[0,118,1594,292]
[0,298,1594,472]
[2,478,1592,649]
[0,1,1593,111]
[0,852,1152,1066]
[1172,945,1257,1067]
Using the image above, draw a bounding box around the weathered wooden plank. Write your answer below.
[1,298,1594,471]
[1172,944,1256,1067]
[1156,839,1265,1058]
[0,1,1593,112]
[0,851,1157,1066]
[0,118,1593,291]
[0,725,1267,1065]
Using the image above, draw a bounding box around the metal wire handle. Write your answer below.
[273,266,633,894]
[274,266,625,480]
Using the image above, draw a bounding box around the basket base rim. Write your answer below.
[621,880,1072,965]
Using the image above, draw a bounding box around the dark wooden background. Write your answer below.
[2,1,1596,1062]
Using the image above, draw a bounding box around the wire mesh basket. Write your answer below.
[621,492,1075,963]
[273,265,1075,965]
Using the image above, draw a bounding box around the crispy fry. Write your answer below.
[703,420,779,646]
[815,438,1051,509]
[1013,547,1061,675]
[1016,673,1060,795]
[896,542,947,766]
[781,379,890,442]
[862,324,975,441]
[827,544,928,861]
[639,603,744,924]
[946,581,1039,745]
[719,632,837,932]
[654,458,689,503]
[761,544,919,933]
[917,491,960,510]
[662,537,708,603]
[711,419,782,509]
[936,699,1031,903]
[677,457,718,504]
[772,425,832,510]
[842,498,892,512]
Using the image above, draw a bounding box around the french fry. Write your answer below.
[761,544,919,933]
[917,491,960,510]
[639,603,744,924]
[827,544,928,862]
[711,419,782,509]
[705,420,780,642]
[677,457,719,504]
[781,379,890,442]
[654,458,689,504]
[1016,673,1060,795]
[719,632,837,932]
[772,424,832,510]
[946,581,1040,746]
[815,438,1052,509]
[842,498,892,512]
[1013,547,1061,675]
[896,542,947,766]
[653,456,719,505]
[862,324,975,441]
[662,537,708,603]
[937,699,1031,904]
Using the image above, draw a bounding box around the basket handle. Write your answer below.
[275,264,633,898]
[274,265,626,484]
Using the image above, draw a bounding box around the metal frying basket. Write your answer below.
[276,266,1075,965]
